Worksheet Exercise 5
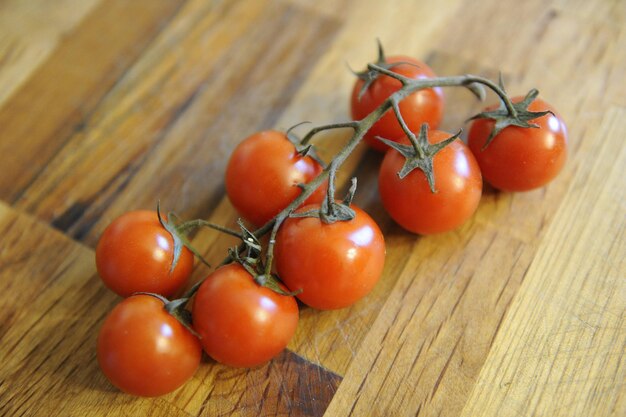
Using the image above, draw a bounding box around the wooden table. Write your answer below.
[1,0,624,416]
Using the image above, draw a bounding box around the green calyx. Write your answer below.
[229,219,300,297]
[285,121,326,168]
[290,177,358,224]
[132,291,200,337]
[156,202,211,274]
[157,202,247,274]
[352,39,419,101]
[377,124,461,193]
[469,87,552,150]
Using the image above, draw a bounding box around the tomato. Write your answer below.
[379,130,482,234]
[467,97,567,191]
[351,56,444,152]
[192,263,299,367]
[96,210,193,298]
[97,295,202,397]
[225,130,327,227]
[274,204,385,310]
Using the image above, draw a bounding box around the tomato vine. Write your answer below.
[95,42,567,393]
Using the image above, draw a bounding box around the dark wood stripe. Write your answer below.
[196,350,342,417]
[10,0,341,248]
[0,0,186,202]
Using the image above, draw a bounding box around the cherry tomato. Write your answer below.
[96,211,193,298]
[351,56,444,152]
[467,97,567,191]
[192,263,299,367]
[379,130,482,234]
[274,204,386,310]
[225,130,326,227]
[97,295,202,397]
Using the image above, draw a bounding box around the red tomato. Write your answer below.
[274,204,386,310]
[96,211,193,298]
[379,130,482,234]
[192,263,299,367]
[351,56,444,152]
[97,295,202,397]
[467,97,567,191]
[225,130,326,227]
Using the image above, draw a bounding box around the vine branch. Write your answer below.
[200,67,524,298]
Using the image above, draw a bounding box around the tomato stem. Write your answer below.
[263,220,281,277]
[177,220,242,239]
[132,291,169,304]
[325,164,338,217]
[300,121,359,146]
[367,63,411,86]
[389,98,426,159]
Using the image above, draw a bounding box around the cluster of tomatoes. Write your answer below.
[94,49,567,397]
[351,55,567,235]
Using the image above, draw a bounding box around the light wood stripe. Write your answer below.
[459,107,626,417]
[0,0,101,106]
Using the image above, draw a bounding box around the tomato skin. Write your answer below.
[379,130,482,235]
[97,295,202,397]
[351,56,444,152]
[467,97,568,191]
[192,264,299,367]
[225,130,327,227]
[96,211,193,298]
[274,205,386,310]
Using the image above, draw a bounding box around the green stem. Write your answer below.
[390,98,425,159]
[300,121,359,145]
[177,219,242,238]
[368,63,517,118]
[462,76,517,118]
[263,220,281,277]
[325,162,338,217]
[367,63,411,85]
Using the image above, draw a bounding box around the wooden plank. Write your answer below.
[437,0,626,139]
[11,0,341,248]
[553,0,626,27]
[0,0,624,415]
[0,201,342,416]
[0,0,101,105]
[0,0,186,203]
[0,201,119,416]
[322,105,626,416]
[320,222,533,416]
[180,351,341,417]
[459,107,626,417]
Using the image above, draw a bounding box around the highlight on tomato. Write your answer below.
[350,48,444,152]
[467,94,567,192]
[97,294,202,397]
[95,210,194,298]
[225,130,327,227]
[192,263,299,367]
[274,203,386,310]
[378,125,482,235]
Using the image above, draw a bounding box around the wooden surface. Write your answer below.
[0,0,624,416]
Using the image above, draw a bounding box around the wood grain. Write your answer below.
[0,200,341,417]
[459,106,626,417]
[10,0,340,247]
[0,0,624,416]
[0,0,101,106]
[0,0,186,204]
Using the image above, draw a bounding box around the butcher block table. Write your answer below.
[0,0,624,416]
